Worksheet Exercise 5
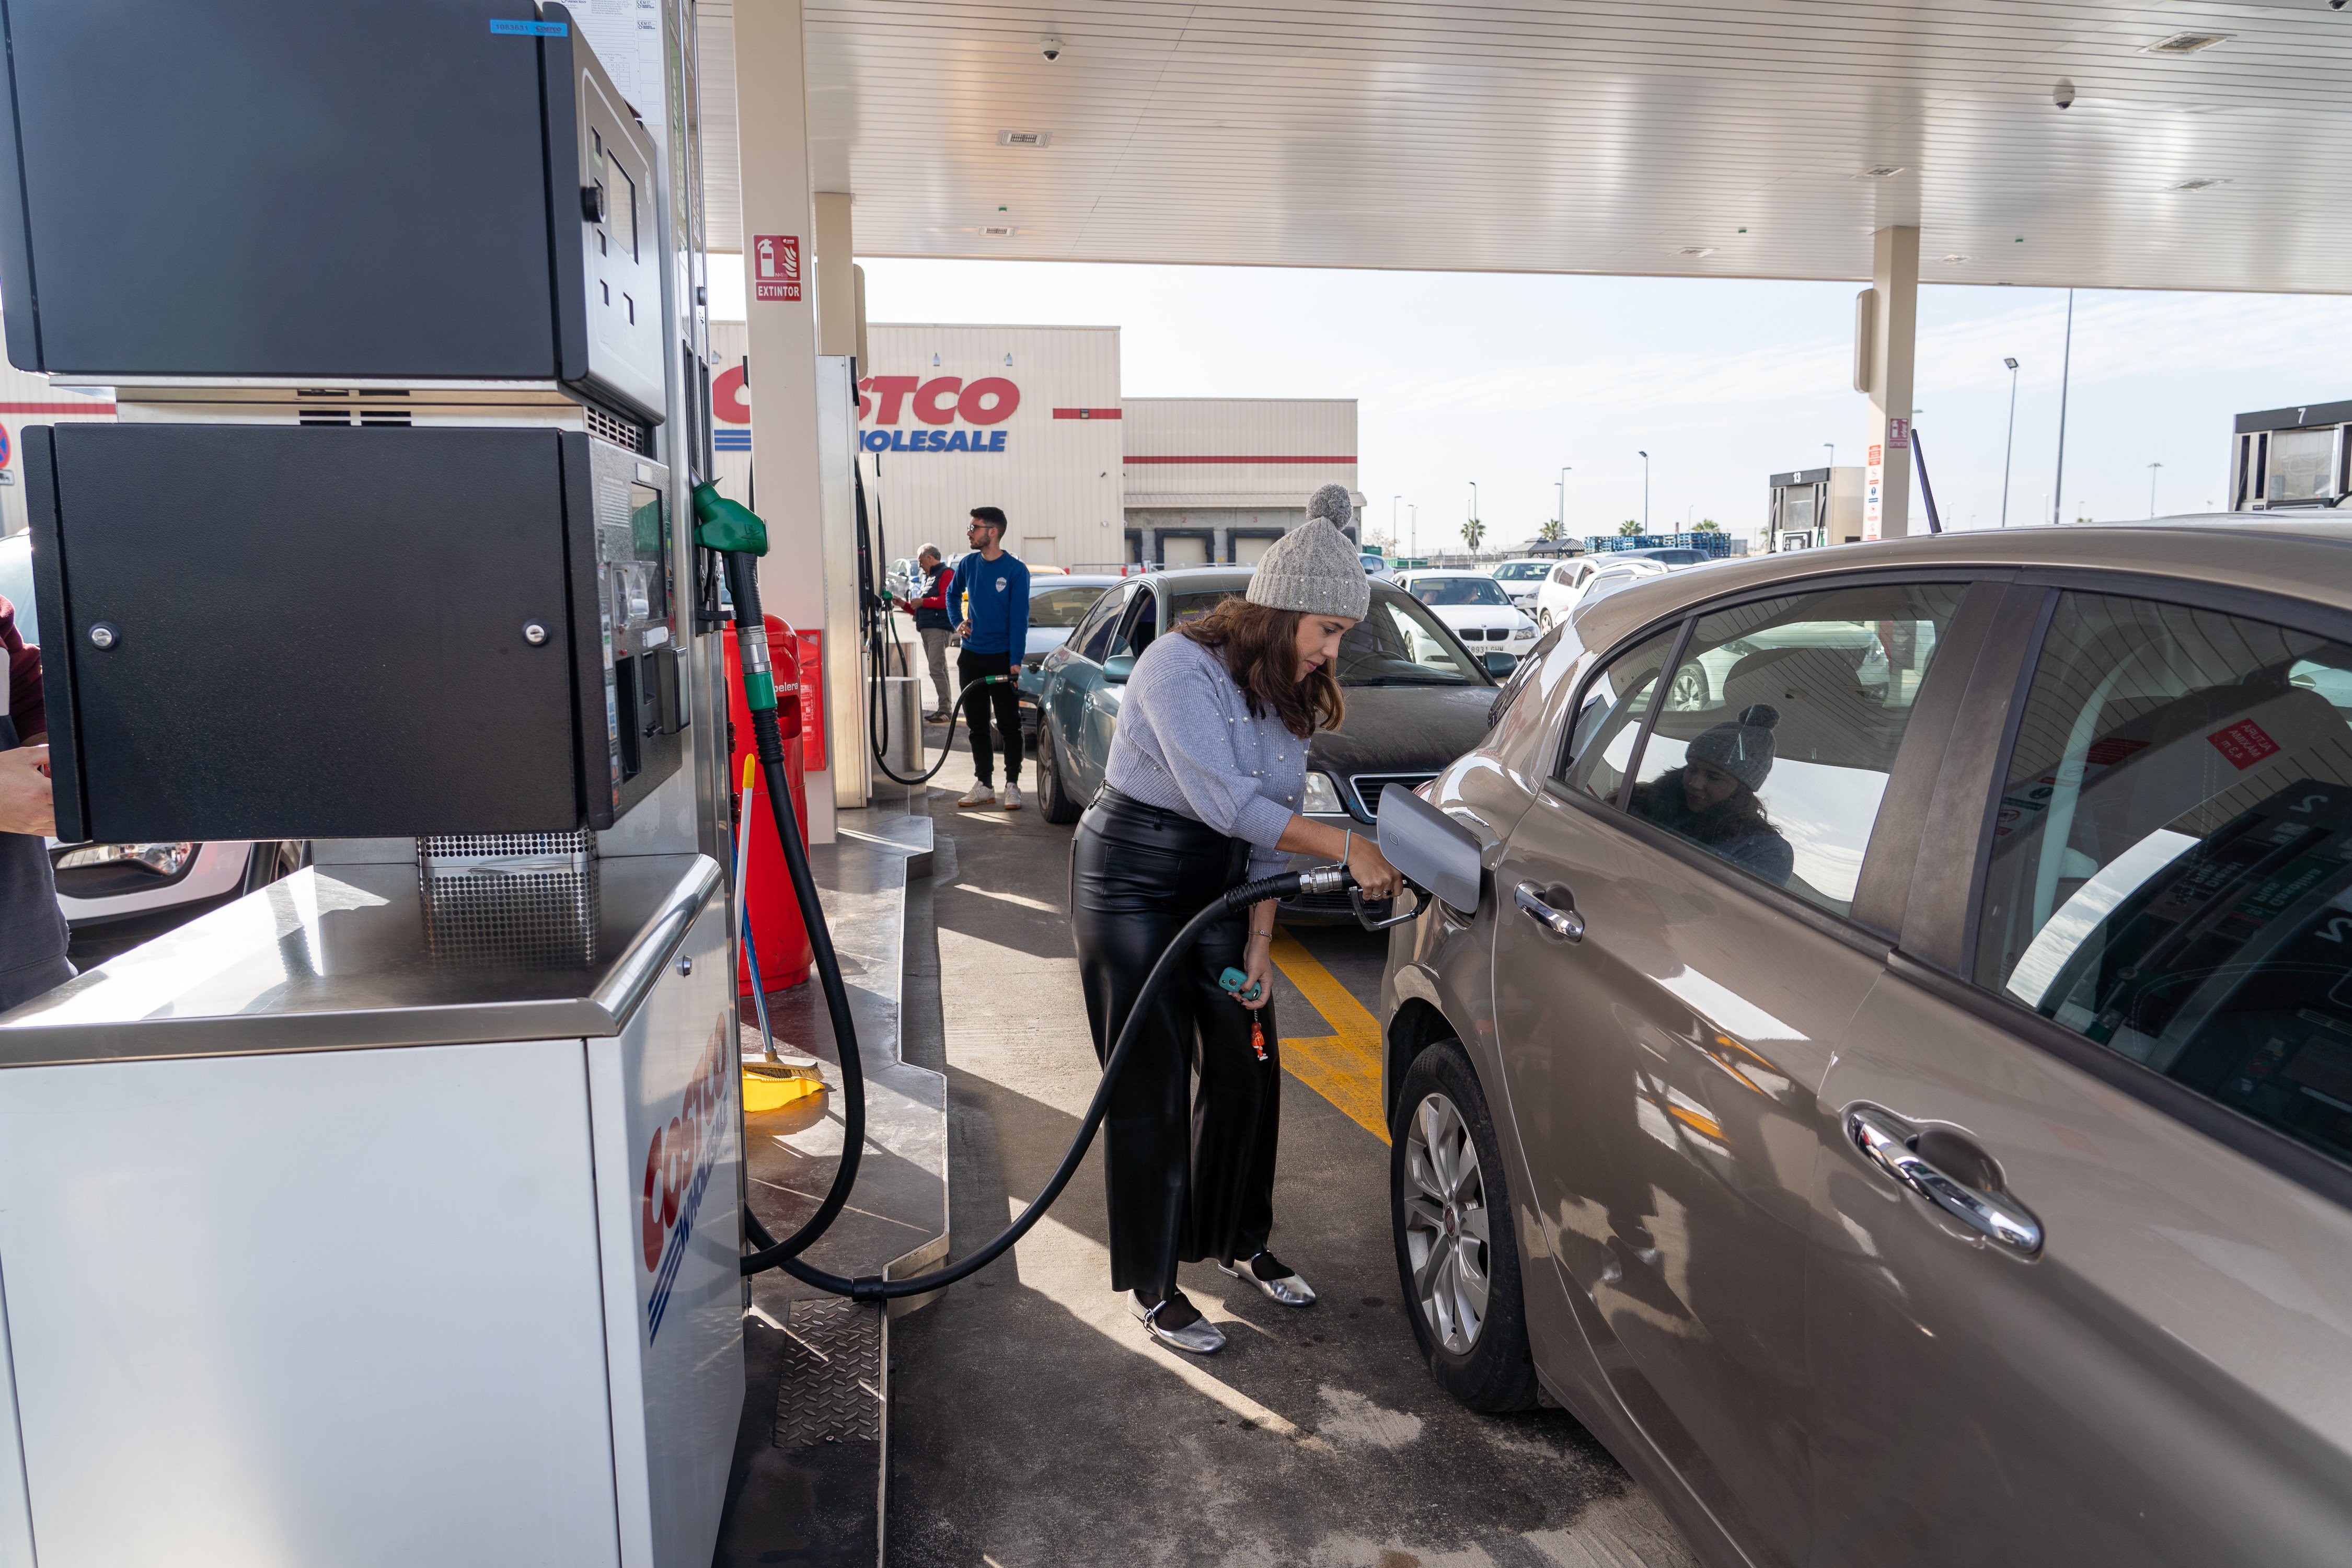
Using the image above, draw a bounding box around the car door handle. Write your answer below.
[1513,881,1583,942]
[1846,1106,2042,1256]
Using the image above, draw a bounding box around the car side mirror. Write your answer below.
[1101,654,1136,684]
[1483,651,1518,676]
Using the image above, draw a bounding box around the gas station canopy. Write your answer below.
[702,0,2352,293]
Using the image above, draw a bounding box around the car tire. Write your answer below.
[1668,664,1710,711]
[1391,1039,1539,1413]
[1537,608,1552,631]
[1035,721,1082,825]
[242,838,308,895]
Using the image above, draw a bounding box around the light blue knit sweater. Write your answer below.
[1101,632,1307,881]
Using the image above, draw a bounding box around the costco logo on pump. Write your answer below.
[859,374,1019,454]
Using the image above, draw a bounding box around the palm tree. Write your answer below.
[1618,518,1642,536]
[1536,517,1564,543]
[1462,516,1486,552]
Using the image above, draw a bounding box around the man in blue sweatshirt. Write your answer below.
[950,506,1030,810]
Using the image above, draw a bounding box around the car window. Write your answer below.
[1410,577,1511,607]
[1623,584,1965,913]
[1560,626,1682,802]
[1550,566,1573,586]
[1071,584,1129,663]
[1172,590,1240,626]
[1973,592,2352,1167]
[1030,584,1110,629]
[1336,594,1479,686]
[1496,562,1548,582]
[1110,587,1160,659]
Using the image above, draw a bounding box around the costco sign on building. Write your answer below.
[705,321,1356,570]
[705,321,1123,568]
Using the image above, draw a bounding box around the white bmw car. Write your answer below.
[1393,569,1539,660]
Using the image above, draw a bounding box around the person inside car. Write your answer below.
[1631,703,1793,886]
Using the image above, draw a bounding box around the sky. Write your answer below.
[720,258,2352,555]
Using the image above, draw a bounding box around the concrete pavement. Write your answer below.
[881,720,1699,1568]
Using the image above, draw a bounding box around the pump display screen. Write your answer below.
[629,482,668,624]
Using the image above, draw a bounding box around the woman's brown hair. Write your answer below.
[1177,596,1345,740]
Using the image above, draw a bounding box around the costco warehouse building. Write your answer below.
[709,321,1362,569]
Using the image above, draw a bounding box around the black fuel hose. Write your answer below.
[868,672,1016,787]
[718,545,870,1271]
[742,863,1350,1301]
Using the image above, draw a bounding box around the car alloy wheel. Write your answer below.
[1402,1091,1492,1355]
[1538,608,1552,630]
[1668,665,1710,711]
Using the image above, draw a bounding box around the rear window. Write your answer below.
[1029,584,1111,628]
[1975,592,2352,1167]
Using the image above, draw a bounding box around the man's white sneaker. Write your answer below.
[956,783,997,809]
[1001,781,1023,811]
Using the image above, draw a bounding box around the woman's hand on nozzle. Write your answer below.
[1348,836,1404,900]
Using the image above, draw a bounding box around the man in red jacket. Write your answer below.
[0,591,70,1012]
[895,544,957,721]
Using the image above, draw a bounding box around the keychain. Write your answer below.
[1219,967,1271,1060]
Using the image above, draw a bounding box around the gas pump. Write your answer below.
[1767,465,1864,550]
[0,6,744,1565]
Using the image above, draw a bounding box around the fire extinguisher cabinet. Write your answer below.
[724,617,814,996]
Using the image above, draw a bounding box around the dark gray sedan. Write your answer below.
[1025,567,1509,918]
[1380,519,2352,1567]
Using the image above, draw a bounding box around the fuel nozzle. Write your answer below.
[693,482,778,714]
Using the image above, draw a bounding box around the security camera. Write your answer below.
[2054,78,2077,110]
[1042,36,1062,60]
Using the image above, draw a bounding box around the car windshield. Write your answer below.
[0,537,33,645]
[1167,587,1479,685]
[1339,594,1480,685]
[1409,577,1511,607]
[1030,584,1111,628]
[1494,562,1549,581]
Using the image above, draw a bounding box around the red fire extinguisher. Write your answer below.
[725,616,814,995]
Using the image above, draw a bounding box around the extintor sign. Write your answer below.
[752,234,801,302]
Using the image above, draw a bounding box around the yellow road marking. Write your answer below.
[1267,928,1390,1144]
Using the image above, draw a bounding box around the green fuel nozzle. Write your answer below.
[692,481,769,556]
[694,482,779,714]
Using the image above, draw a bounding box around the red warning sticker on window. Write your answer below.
[2208,719,2281,770]
[2085,735,2147,766]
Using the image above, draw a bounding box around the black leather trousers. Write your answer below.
[1070,787,1282,1298]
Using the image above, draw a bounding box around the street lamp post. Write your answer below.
[1823,442,1835,470]
[2053,289,2074,525]
[2148,462,2164,517]
[1409,504,1417,558]
[1638,451,1650,533]
[1557,465,1571,536]
[1391,493,1400,544]
[2000,358,2020,528]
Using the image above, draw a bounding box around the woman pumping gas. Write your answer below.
[1072,496,1404,1355]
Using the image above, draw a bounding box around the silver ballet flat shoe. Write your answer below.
[1217,1253,1318,1308]
[1129,1291,1226,1355]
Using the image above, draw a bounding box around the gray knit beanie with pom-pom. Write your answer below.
[1247,516,1371,619]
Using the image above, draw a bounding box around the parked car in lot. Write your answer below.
[1379,518,2352,1566]
[0,532,305,959]
[1013,574,1123,717]
[1530,554,1673,629]
[1394,570,1539,661]
[1026,567,1506,919]
[1489,557,1555,609]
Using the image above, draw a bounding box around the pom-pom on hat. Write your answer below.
[1306,483,1354,527]
[1687,703,1781,792]
[1246,516,1371,619]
